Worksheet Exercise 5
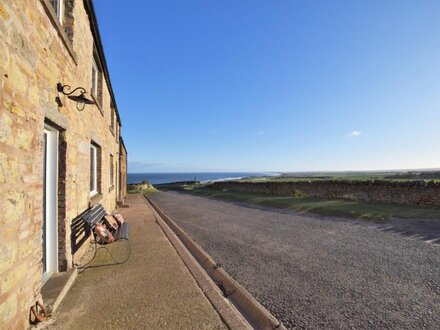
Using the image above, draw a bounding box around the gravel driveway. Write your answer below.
[149,191,440,329]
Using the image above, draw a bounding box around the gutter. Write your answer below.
[83,0,122,126]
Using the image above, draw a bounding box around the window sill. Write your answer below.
[91,94,103,116]
[89,192,103,206]
[40,0,77,65]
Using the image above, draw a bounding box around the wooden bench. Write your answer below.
[80,203,130,268]
[82,203,129,242]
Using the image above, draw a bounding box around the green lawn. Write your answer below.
[174,185,440,221]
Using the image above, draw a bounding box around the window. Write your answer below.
[50,0,64,24]
[91,59,98,99]
[90,144,97,195]
[90,143,101,196]
[110,154,114,187]
[91,50,103,109]
[41,0,76,62]
[116,161,119,192]
[110,101,115,134]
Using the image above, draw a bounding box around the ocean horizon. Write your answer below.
[127,172,278,185]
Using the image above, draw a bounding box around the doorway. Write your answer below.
[42,126,59,284]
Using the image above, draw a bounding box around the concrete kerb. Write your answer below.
[34,268,78,329]
[143,196,251,330]
[51,268,78,313]
[145,195,286,330]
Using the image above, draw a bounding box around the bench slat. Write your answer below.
[90,209,106,227]
[83,205,106,227]
[85,206,105,221]
[114,222,129,241]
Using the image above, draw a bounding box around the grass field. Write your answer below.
[164,184,440,221]
[239,170,440,183]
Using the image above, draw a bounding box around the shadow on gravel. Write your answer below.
[245,200,440,245]
[378,219,440,245]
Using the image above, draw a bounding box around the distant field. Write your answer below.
[240,170,440,183]
[160,184,440,221]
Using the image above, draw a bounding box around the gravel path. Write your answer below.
[150,191,440,329]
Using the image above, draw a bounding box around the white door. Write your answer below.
[42,126,59,284]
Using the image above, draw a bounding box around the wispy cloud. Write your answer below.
[128,161,163,169]
[346,130,362,138]
[256,130,265,136]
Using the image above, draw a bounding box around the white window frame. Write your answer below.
[110,154,114,187]
[51,0,64,25]
[43,125,59,283]
[91,59,98,98]
[90,144,98,196]
[57,0,64,25]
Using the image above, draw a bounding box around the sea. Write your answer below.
[127,172,279,185]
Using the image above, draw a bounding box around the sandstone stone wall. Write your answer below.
[0,1,126,327]
[211,181,440,206]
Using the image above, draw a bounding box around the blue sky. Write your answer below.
[94,0,440,173]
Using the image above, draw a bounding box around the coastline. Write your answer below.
[127,172,280,185]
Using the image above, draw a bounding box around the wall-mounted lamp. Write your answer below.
[56,83,95,111]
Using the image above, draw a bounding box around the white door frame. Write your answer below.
[42,125,59,284]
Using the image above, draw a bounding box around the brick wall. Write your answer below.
[211,180,440,206]
[0,0,126,327]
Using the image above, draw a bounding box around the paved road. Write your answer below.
[150,191,440,329]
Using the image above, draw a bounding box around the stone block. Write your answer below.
[3,192,25,224]
[0,39,9,72]
[4,100,25,117]
[28,84,40,106]
[8,60,28,96]
[0,242,17,274]
[2,226,17,241]
[15,128,34,151]
[0,293,17,325]
[18,228,31,240]
[36,61,58,87]
[0,263,27,295]
[0,153,6,184]
[0,112,12,144]
[0,2,10,21]
[5,156,20,182]
[22,173,38,184]
[18,238,35,259]
[24,199,34,219]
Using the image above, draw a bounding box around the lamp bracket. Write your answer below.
[57,83,86,96]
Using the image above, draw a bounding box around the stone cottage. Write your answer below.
[0,0,128,327]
